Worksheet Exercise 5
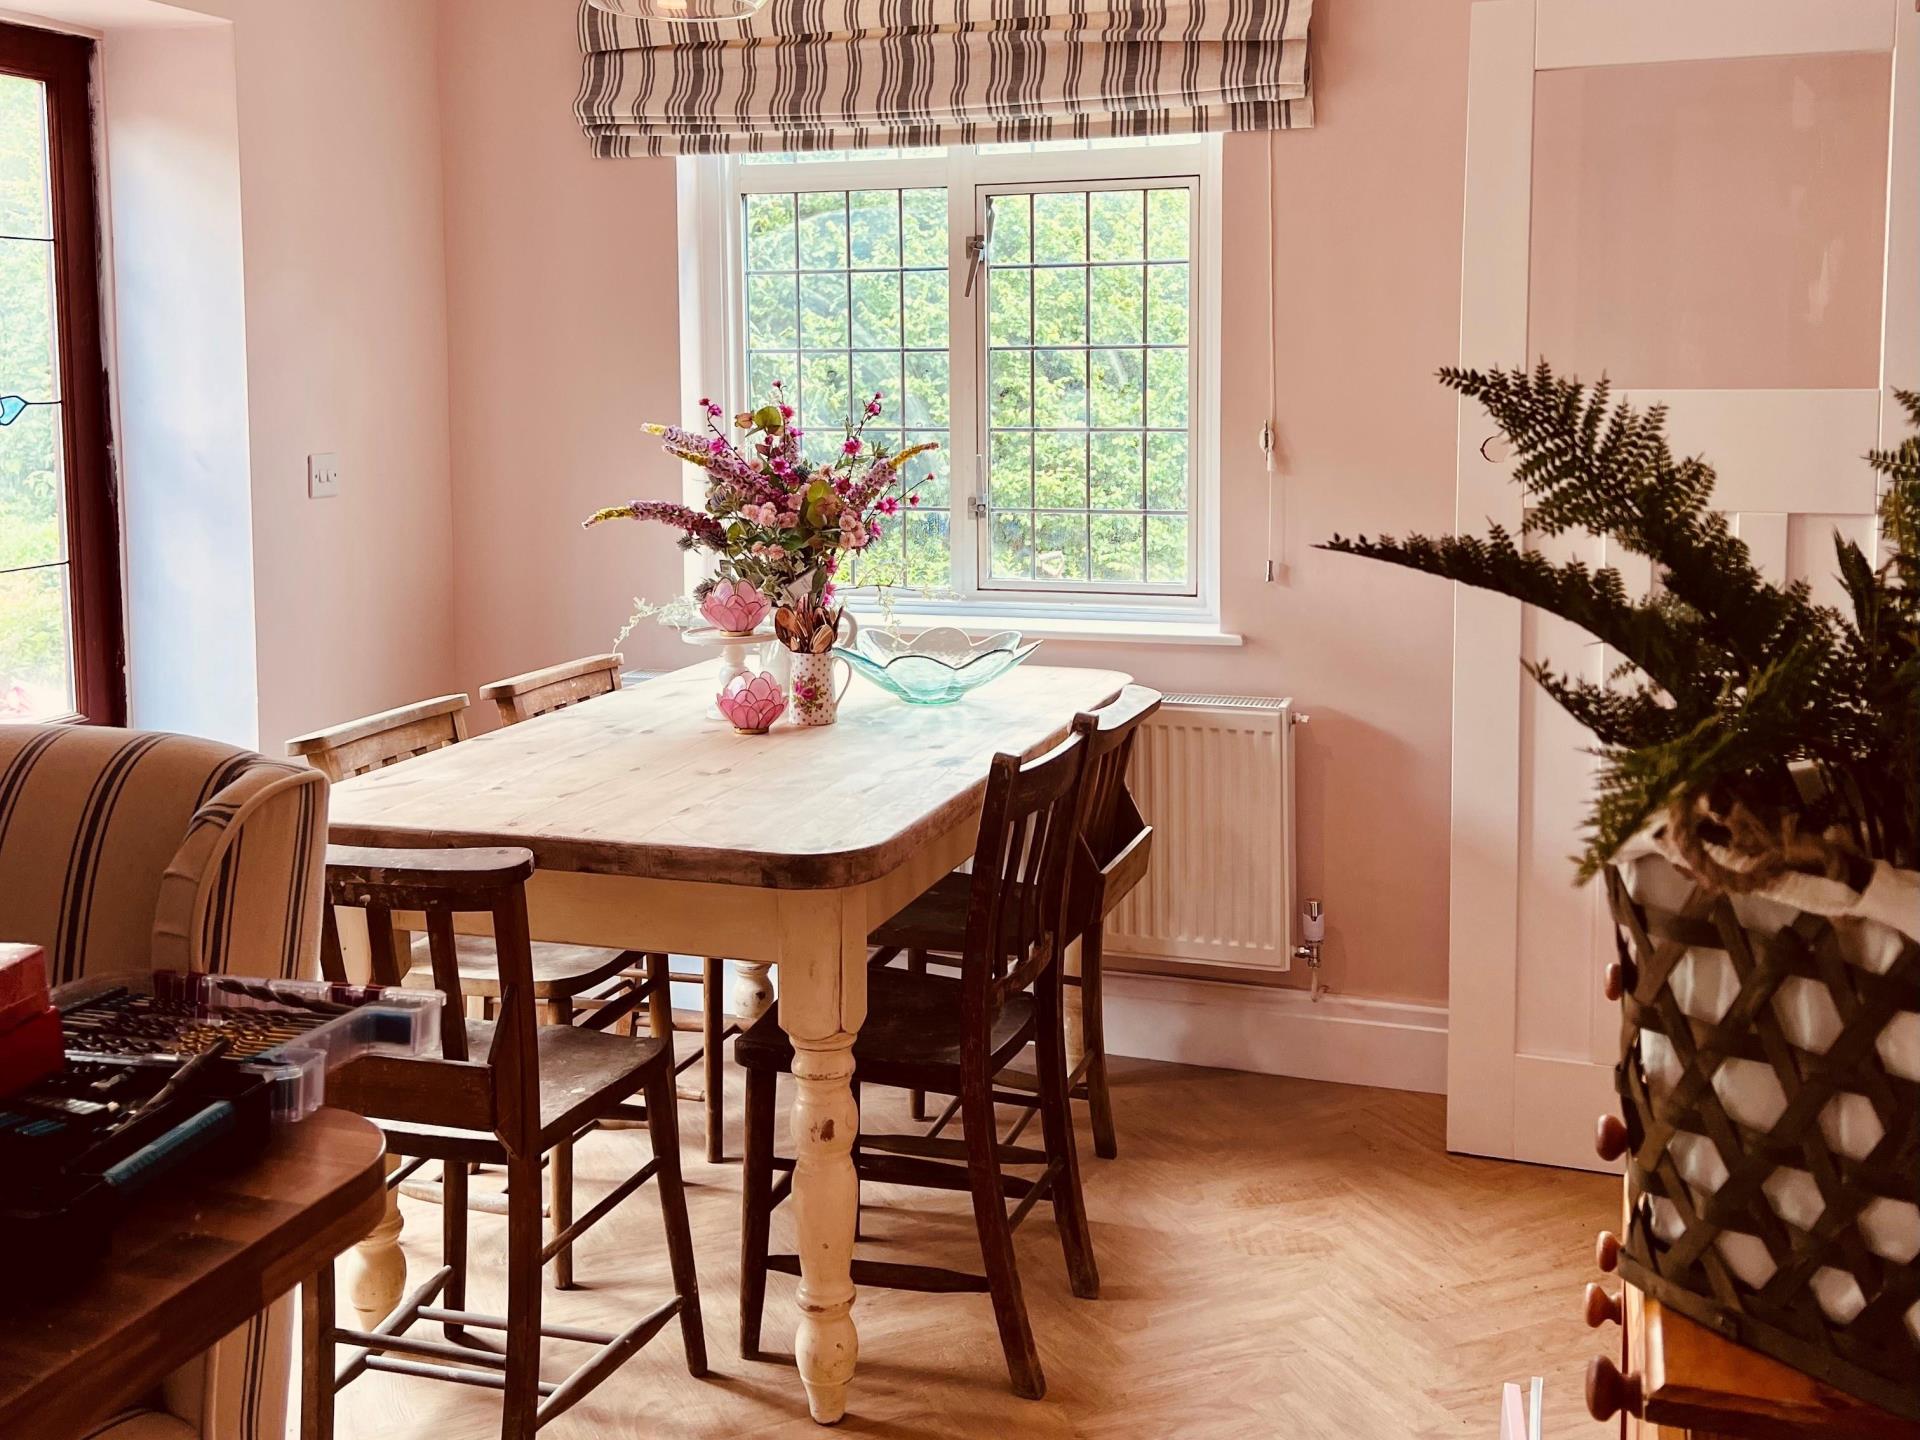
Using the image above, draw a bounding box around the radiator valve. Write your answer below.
[1297,902,1328,1006]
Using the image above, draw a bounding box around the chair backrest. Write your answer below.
[284,694,470,782]
[957,733,1087,1053]
[479,654,623,727]
[322,845,542,1158]
[1069,684,1163,924]
[0,724,328,986]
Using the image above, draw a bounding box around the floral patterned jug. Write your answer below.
[788,650,853,726]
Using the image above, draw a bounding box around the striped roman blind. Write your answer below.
[575,0,1313,157]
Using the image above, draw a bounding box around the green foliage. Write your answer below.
[1322,364,1919,879]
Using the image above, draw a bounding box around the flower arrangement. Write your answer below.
[585,383,937,614]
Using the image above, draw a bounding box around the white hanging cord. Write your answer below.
[1262,130,1280,583]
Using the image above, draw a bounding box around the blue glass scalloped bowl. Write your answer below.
[834,627,1041,705]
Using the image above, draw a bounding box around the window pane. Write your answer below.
[1092,513,1145,583]
[1034,432,1086,509]
[990,431,1031,509]
[743,182,949,595]
[0,235,57,400]
[1146,263,1188,345]
[0,562,73,720]
[901,189,946,268]
[798,192,848,270]
[851,271,901,348]
[990,266,1031,347]
[1089,431,1143,510]
[0,75,52,240]
[799,271,849,350]
[993,193,1031,265]
[848,190,900,268]
[1089,265,1143,345]
[1033,266,1086,346]
[1033,193,1085,263]
[1035,511,1088,582]
[1033,348,1087,428]
[1146,514,1188,584]
[747,273,798,349]
[1089,190,1144,262]
[1090,348,1144,429]
[1147,188,1188,260]
[983,182,1193,592]
[992,511,1034,579]
[745,193,796,271]
[0,399,65,569]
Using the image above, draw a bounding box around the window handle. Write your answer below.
[962,205,997,297]
[963,233,988,297]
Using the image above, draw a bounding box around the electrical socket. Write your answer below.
[307,452,341,500]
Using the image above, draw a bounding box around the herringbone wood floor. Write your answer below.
[330,1058,1615,1439]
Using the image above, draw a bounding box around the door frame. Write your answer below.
[1444,0,1918,1166]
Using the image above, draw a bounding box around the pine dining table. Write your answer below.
[321,657,1130,1423]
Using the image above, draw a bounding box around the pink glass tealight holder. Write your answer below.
[700,579,771,636]
[716,671,785,734]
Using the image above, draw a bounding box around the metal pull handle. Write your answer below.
[962,203,997,297]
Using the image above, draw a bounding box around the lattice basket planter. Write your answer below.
[1604,854,1920,1420]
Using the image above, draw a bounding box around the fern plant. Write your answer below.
[1322,364,1919,888]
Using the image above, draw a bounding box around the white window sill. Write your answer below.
[846,607,1243,647]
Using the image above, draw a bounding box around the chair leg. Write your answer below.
[961,1070,1045,1399]
[1036,977,1100,1300]
[738,1064,776,1359]
[301,1259,335,1440]
[1080,921,1118,1160]
[550,998,578,1289]
[442,1155,470,1342]
[645,1060,709,1376]
[702,957,725,1163]
[502,1154,545,1437]
[908,949,928,1122]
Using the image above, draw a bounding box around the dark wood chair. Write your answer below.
[291,693,664,1284]
[481,654,740,1164]
[735,731,1097,1400]
[870,685,1162,1157]
[308,845,705,1438]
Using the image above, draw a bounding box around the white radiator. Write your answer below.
[1106,693,1297,976]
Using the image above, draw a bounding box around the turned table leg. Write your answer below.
[342,1155,405,1327]
[784,1032,859,1424]
[730,959,774,1024]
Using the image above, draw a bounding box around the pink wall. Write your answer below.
[207,0,459,749]
[433,0,1474,1008]
[436,0,686,699]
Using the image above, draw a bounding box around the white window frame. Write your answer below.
[677,138,1224,629]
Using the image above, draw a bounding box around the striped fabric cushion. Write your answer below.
[0,725,326,985]
[575,0,1313,156]
[0,724,328,1440]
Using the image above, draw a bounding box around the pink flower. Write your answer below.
[877,496,899,516]
[909,494,921,507]
[700,579,771,634]
[779,404,794,418]
[708,436,730,455]
[843,437,862,456]
[716,672,786,734]
[766,543,787,560]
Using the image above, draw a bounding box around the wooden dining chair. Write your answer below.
[288,692,664,1285]
[870,684,1162,1157]
[480,654,741,1164]
[309,845,705,1439]
[735,732,1097,1400]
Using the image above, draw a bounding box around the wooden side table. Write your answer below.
[0,1107,386,1440]
[1584,1200,1920,1439]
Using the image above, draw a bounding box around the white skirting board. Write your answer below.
[1100,971,1448,1095]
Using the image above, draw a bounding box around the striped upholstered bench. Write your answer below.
[0,724,329,1440]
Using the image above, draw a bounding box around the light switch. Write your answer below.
[308,452,341,499]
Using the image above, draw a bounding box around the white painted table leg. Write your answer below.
[785,1032,859,1424]
[730,959,774,1023]
[342,1154,406,1326]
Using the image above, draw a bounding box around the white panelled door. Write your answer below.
[1446,0,1918,1170]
